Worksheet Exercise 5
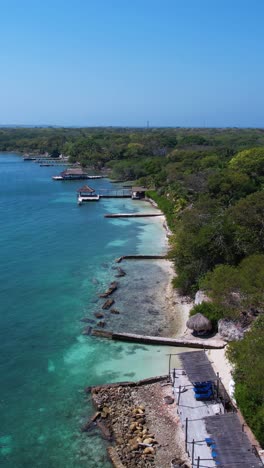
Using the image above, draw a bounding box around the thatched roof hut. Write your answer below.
[77,185,95,193]
[186,313,212,335]
[62,168,87,176]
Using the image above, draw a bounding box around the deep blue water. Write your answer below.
[0,154,182,467]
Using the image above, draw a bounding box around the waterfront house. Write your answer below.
[52,168,89,180]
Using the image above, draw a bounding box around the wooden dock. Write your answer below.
[104,213,163,218]
[98,189,132,198]
[91,330,226,349]
[36,159,69,165]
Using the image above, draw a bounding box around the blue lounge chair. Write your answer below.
[205,438,214,446]
[194,386,212,394]
[194,382,212,389]
[212,450,218,458]
[195,390,213,400]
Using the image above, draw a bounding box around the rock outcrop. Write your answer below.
[218,319,244,341]
[194,290,211,305]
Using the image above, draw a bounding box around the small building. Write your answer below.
[131,186,148,200]
[77,185,100,204]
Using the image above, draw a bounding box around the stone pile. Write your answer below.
[92,385,157,467]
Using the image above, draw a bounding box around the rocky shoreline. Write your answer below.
[88,377,190,468]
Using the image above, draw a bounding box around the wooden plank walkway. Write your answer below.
[98,189,132,198]
[100,194,132,198]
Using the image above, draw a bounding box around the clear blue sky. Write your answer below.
[1,0,264,127]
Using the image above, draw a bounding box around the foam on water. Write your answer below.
[106,238,128,248]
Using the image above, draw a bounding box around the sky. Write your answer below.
[0,0,264,127]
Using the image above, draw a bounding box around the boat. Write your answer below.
[77,185,100,204]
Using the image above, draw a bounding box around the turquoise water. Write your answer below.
[0,154,182,467]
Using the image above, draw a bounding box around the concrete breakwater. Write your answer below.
[91,329,226,349]
[104,213,163,218]
[115,255,167,263]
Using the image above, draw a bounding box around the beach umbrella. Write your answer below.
[186,313,212,334]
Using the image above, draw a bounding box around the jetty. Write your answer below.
[115,255,166,263]
[104,212,163,218]
[91,330,226,349]
[39,160,69,166]
[23,155,69,165]
[52,168,103,180]
[92,186,148,199]
[77,185,100,203]
[97,189,132,198]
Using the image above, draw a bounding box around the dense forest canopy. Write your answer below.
[2,126,264,444]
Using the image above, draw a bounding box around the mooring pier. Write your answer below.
[91,330,226,349]
[98,189,132,198]
[115,255,167,263]
[104,212,163,218]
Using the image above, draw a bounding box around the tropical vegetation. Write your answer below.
[1,126,264,444]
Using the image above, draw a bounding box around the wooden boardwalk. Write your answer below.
[98,189,132,198]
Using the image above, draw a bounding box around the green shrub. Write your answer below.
[227,315,264,446]
[190,302,225,330]
[146,190,176,230]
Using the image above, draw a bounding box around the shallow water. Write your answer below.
[0,154,184,467]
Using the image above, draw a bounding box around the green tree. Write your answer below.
[226,192,264,258]
[227,315,264,446]
[229,147,264,178]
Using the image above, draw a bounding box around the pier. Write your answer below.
[91,330,226,349]
[115,255,167,263]
[98,189,132,198]
[37,159,69,166]
[104,212,163,218]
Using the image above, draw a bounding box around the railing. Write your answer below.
[97,189,132,197]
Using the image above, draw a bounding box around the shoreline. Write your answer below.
[155,259,192,338]
[86,192,236,466]
[143,199,190,337]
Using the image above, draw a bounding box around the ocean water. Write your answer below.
[0,154,184,468]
